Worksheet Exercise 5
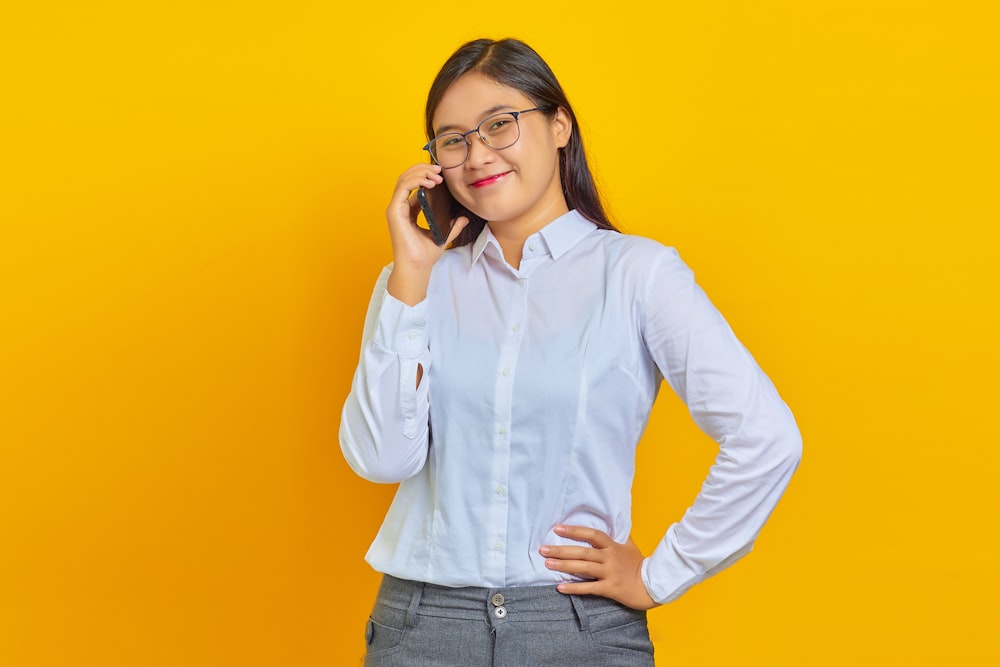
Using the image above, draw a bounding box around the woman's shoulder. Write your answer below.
[594,228,686,271]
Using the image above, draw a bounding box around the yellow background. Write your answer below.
[2,1,997,664]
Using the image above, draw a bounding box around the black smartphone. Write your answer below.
[417,185,456,246]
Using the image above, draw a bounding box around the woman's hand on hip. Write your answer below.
[540,524,660,611]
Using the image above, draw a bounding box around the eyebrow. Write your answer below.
[434,104,519,135]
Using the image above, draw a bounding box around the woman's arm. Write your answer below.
[338,266,433,483]
[638,247,802,604]
[339,164,469,483]
[542,244,801,607]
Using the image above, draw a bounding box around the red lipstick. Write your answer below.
[471,172,509,188]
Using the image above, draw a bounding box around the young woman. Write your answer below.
[340,38,801,666]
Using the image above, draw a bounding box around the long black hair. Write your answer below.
[425,38,619,247]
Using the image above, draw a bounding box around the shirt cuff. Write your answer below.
[373,290,428,358]
[640,528,705,605]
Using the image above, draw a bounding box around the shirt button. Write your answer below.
[518,278,526,286]
[495,485,505,495]
[491,593,505,606]
[501,368,510,377]
[512,324,520,333]
[528,242,537,251]
[407,331,416,341]
[494,606,507,619]
[497,425,506,435]
[493,541,503,551]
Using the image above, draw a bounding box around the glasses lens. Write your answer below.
[428,133,468,168]
[479,113,520,150]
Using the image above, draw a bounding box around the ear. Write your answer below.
[550,107,572,149]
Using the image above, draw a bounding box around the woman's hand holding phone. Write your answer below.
[417,186,455,246]
[385,163,468,306]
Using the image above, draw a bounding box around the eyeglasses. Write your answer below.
[423,107,543,169]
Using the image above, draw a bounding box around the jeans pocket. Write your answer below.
[589,607,654,660]
[364,603,408,660]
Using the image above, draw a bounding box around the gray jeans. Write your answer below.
[363,575,655,666]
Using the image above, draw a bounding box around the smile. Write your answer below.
[471,172,510,188]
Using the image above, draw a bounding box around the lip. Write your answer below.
[470,171,511,188]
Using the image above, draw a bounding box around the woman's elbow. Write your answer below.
[345,454,426,484]
[339,425,427,483]
[777,415,803,473]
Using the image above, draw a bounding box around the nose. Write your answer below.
[465,132,496,168]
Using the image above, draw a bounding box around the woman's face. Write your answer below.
[431,73,571,231]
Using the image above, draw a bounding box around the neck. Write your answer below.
[488,198,569,269]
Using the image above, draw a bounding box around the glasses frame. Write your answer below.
[423,107,544,169]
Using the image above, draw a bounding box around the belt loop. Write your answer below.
[568,594,590,631]
[405,581,425,629]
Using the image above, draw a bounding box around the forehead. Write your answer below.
[432,73,535,132]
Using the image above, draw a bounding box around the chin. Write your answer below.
[478,211,518,225]
[466,200,524,224]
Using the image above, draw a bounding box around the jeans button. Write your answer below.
[491,593,505,606]
[494,606,507,619]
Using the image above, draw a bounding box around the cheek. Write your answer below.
[442,174,473,208]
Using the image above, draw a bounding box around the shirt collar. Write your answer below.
[469,210,598,267]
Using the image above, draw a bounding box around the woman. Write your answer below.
[340,38,801,666]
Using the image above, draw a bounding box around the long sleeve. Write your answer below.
[339,265,433,483]
[638,248,802,604]
[337,212,800,592]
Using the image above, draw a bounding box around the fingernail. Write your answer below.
[545,559,557,568]
[539,546,551,555]
[554,525,566,534]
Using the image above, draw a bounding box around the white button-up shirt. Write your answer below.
[340,210,801,603]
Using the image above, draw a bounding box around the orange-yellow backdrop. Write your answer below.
[2,1,998,665]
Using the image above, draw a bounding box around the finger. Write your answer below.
[406,192,422,223]
[554,524,615,549]
[444,215,470,245]
[392,165,443,202]
[554,580,604,597]
[411,174,443,192]
[415,165,443,183]
[544,557,604,578]
[408,164,443,188]
[539,545,604,562]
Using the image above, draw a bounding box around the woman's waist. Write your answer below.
[373,573,640,622]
